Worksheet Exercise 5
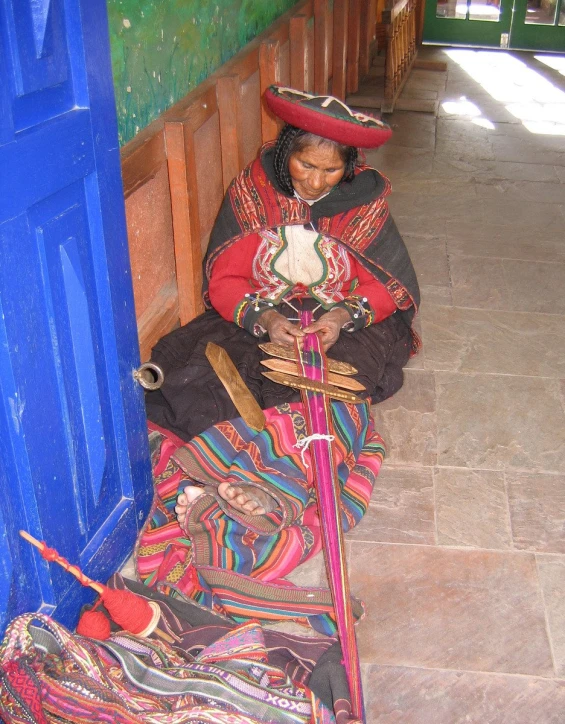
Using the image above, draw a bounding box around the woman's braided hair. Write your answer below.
[273,124,359,196]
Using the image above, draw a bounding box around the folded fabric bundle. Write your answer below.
[0,605,345,723]
[136,401,385,635]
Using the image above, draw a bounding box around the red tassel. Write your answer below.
[76,609,111,640]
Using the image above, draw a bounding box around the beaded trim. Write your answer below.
[342,295,374,327]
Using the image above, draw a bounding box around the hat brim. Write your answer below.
[264,86,392,149]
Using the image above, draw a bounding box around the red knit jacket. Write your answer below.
[209,231,397,332]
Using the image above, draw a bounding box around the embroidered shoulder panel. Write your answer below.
[318,196,389,255]
[229,160,308,234]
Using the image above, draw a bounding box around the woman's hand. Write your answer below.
[302,307,351,351]
[258,309,305,346]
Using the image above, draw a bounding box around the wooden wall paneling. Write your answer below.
[332,0,349,99]
[126,163,176,326]
[137,280,179,362]
[327,3,334,87]
[259,39,281,143]
[121,129,166,199]
[313,0,329,94]
[290,14,308,91]
[216,74,244,192]
[279,38,291,87]
[347,0,361,94]
[193,112,224,253]
[306,17,315,91]
[359,0,375,77]
[240,71,262,165]
[164,120,204,326]
[121,128,180,361]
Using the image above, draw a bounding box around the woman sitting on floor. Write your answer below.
[145,85,420,453]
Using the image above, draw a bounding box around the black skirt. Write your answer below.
[145,301,412,441]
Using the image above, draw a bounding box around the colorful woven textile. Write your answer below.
[137,402,385,634]
[0,612,336,723]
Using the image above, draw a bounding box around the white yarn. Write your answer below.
[294,434,335,468]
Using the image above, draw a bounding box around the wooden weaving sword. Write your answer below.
[205,342,266,431]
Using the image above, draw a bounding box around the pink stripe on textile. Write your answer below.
[296,312,365,722]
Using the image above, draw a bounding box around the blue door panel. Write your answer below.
[0,0,152,633]
[3,0,74,129]
[0,112,94,220]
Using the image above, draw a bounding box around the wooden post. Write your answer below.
[290,14,308,91]
[164,121,204,325]
[314,0,329,94]
[347,0,361,95]
[259,39,281,143]
[216,74,243,192]
[359,0,373,78]
[332,0,349,99]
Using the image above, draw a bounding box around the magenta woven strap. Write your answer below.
[296,312,365,723]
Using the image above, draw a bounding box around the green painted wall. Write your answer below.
[108,0,298,145]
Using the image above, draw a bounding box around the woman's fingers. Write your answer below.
[303,318,340,349]
[261,311,305,346]
[302,308,351,350]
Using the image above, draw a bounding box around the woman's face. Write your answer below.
[288,143,346,201]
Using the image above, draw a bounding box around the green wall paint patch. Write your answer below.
[108,0,297,145]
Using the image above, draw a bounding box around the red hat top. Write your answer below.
[264,85,392,149]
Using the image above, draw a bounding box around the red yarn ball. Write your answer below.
[76,609,111,640]
[101,588,155,634]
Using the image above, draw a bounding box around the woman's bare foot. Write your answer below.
[175,483,278,526]
[218,482,277,516]
[175,486,205,526]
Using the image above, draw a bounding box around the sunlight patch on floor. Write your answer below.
[535,55,565,77]
[441,49,565,135]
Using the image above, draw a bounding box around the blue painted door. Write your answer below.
[0,0,152,633]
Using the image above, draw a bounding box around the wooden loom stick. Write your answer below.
[292,318,366,722]
[19,530,175,644]
[260,358,366,392]
[259,342,358,375]
[19,530,104,594]
[261,370,365,404]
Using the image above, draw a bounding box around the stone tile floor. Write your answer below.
[331,47,565,722]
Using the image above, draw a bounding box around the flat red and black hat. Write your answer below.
[264,85,392,149]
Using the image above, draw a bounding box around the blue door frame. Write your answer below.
[0,0,152,633]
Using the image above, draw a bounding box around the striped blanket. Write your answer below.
[136,401,384,634]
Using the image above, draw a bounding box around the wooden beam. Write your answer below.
[164,121,204,326]
[332,0,349,99]
[290,14,308,91]
[121,131,165,199]
[347,0,361,94]
[216,74,244,192]
[314,0,329,94]
[359,0,373,78]
[259,39,281,143]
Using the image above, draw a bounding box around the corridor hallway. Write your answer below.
[295,48,565,721]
